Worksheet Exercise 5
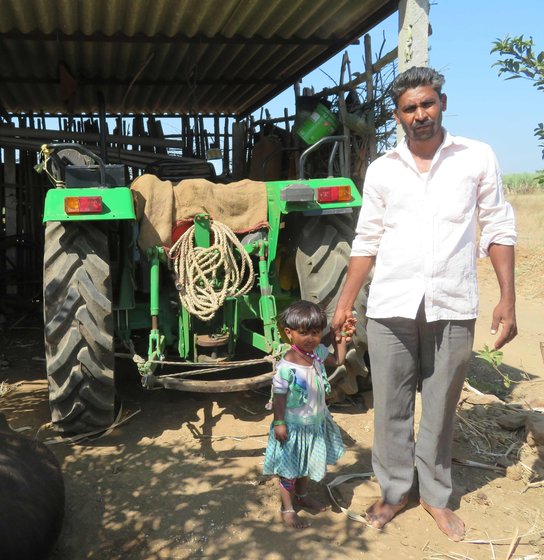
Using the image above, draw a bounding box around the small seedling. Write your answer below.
[475,344,512,388]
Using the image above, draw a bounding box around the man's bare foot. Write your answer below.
[420,499,465,541]
[365,497,408,529]
[295,493,330,513]
[281,509,311,529]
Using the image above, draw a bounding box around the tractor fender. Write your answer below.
[43,186,136,222]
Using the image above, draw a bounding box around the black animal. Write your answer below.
[0,414,65,560]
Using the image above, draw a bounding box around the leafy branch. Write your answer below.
[491,35,544,159]
[491,35,544,88]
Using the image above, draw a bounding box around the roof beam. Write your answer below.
[0,29,332,46]
[0,75,280,87]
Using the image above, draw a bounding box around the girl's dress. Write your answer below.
[263,344,345,482]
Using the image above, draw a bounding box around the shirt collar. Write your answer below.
[384,129,464,176]
[387,128,457,161]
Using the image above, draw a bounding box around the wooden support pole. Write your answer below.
[193,115,200,158]
[181,115,186,156]
[4,123,17,295]
[283,108,290,135]
[338,52,351,177]
[222,116,229,175]
[232,121,246,180]
[396,0,430,144]
[199,115,207,156]
[213,114,220,148]
[364,34,377,162]
[397,0,430,73]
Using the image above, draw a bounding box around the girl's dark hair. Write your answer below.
[390,66,445,106]
[278,300,327,331]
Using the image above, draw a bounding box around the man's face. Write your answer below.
[394,85,447,142]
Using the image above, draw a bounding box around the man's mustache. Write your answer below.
[413,121,434,129]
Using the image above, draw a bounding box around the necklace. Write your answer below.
[291,344,323,364]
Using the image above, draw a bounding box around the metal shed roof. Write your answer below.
[0,0,397,116]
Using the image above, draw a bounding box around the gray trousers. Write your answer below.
[367,303,475,508]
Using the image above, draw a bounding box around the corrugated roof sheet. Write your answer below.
[0,0,397,115]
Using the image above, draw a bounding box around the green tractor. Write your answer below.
[39,141,369,434]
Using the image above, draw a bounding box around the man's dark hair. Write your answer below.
[390,66,445,106]
[279,300,327,332]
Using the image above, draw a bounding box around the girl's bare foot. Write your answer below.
[295,493,330,513]
[281,508,311,529]
[420,499,465,541]
[365,496,408,529]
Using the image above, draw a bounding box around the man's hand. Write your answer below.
[332,310,356,343]
[274,424,288,442]
[491,299,517,349]
[488,244,516,349]
[331,255,375,343]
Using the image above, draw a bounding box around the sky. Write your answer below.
[261,0,544,175]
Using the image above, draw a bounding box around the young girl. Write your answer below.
[263,300,356,529]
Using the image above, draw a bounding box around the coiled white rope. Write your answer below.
[168,220,255,321]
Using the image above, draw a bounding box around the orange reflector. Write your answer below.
[64,196,103,214]
[316,186,352,203]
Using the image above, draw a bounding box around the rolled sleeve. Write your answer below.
[477,148,517,257]
[272,367,289,394]
[351,167,386,257]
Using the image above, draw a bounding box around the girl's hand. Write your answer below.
[274,424,288,442]
[332,309,352,342]
[336,316,357,343]
[342,317,357,337]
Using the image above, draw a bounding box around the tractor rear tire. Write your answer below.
[43,221,116,433]
[295,215,369,402]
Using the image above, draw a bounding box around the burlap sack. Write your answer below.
[131,174,269,251]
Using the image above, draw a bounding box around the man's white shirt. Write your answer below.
[351,130,517,321]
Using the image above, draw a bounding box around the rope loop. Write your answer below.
[168,220,255,321]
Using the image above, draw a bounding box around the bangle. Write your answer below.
[273,420,286,426]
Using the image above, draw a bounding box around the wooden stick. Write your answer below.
[505,527,520,560]
[521,480,544,493]
[452,458,504,473]
[312,47,398,98]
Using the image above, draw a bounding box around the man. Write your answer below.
[332,66,517,541]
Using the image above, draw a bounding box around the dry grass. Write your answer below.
[0,380,21,397]
[508,192,544,249]
[508,193,544,300]
[478,192,544,300]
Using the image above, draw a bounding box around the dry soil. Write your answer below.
[1,194,543,560]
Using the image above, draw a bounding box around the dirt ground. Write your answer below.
[1,194,543,560]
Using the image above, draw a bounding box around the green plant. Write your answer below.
[502,171,544,193]
[491,35,544,162]
[475,344,512,388]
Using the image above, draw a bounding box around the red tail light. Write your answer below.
[316,186,352,203]
[64,196,103,215]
